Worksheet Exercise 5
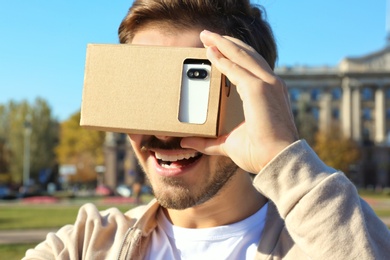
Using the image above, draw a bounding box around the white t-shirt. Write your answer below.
[145,203,268,260]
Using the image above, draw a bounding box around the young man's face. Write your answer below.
[129,27,239,210]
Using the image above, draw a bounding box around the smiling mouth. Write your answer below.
[154,151,203,168]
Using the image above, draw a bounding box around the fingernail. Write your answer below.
[202,30,211,35]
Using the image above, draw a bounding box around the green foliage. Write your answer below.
[0,98,59,184]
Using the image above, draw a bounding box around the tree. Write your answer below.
[0,98,59,185]
[0,104,10,183]
[314,126,360,176]
[55,111,105,183]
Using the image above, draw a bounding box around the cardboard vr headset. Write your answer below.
[80,44,244,137]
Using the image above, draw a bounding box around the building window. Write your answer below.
[331,88,342,100]
[363,128,371,142]
[386,108,390,119]
[312,107,319,121]
[386,89,390,100]
[362,108,371,120]
[311,89,321,101]
[386,131,390,145]
[292,107,298,117]
[289,89,300,102]
[332,108,340,119]
[362,87,373,101]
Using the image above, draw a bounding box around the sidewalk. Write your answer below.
[0,229,57,245]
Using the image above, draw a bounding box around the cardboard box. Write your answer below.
[80,44,244,137]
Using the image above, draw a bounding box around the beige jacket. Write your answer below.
[23,140,390,259]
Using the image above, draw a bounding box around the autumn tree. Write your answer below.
[314,126,360,176]
[55,111,105,183]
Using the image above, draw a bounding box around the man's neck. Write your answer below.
[163,171,267,228]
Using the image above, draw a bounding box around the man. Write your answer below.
[24,0,390,259]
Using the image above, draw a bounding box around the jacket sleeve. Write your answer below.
[22,203,134,260]
[253,140,390,259]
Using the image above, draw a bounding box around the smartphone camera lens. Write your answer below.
[187,68,208,79]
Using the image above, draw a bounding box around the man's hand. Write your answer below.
[181,30,298,174]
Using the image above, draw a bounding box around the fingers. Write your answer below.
[181,136,228,156]
[206,45,261,99]
[200,30,275,83]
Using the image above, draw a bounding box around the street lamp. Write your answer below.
[23,114,32,187]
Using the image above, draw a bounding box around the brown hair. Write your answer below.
[118,0,277,69]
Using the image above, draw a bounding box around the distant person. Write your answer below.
[131,164,145,205]
[24,0,390,259]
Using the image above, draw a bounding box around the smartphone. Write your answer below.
[179,59,211,124]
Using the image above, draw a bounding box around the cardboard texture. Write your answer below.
[80,44,244,137]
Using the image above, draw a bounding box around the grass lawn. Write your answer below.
[372,208,390,218]
[0,243,36,259]
[359,189,390,218]
[0,194,155,230]
[0,203,134,230]
[358,189,390,199]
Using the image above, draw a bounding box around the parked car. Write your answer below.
[18,184,42,198]
[0,185,17,200]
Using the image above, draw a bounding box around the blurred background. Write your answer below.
[0,0,390,258]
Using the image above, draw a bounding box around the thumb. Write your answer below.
[181,136,228,156]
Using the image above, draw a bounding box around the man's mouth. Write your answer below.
[154,151,203,169]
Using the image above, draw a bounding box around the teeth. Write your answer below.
[161,163,179,169]
[155,151,200,162]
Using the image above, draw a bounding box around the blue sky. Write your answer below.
[0,1,388,121]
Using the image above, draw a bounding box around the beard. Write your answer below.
[154,158,238,210]
[138,136,239,210]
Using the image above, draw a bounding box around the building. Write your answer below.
[276,43,390,188]
[277,45,390,143]
[102,132,138,190]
